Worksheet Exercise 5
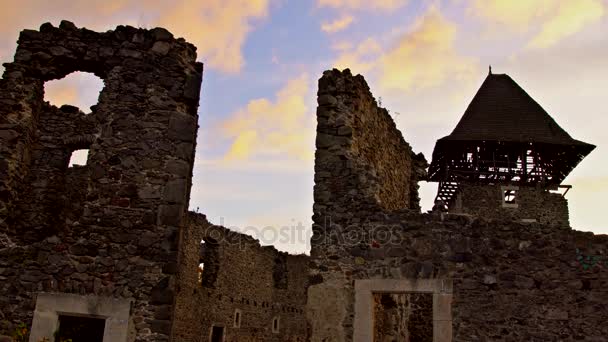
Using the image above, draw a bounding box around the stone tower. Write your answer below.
[0,21,202,342]
[428,70,594,227]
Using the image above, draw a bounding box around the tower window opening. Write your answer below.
[68,149,90,167]
[504,190,516,204]
[272,316,280,333]
[233,309,241,328]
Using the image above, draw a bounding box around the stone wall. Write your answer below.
[307,69,608,342]
[0,21,202,342]
[451,183,570,228]
[313,69,426,216]
[172,212,308,342]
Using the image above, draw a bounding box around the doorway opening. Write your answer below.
[210,325,224,342]
[55,314,105,342]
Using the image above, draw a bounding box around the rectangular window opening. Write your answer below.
[504,190,517,204]
[56,314,105,342]
[233,309,241,328]
[272,317,280,333]
[68,149,90,167]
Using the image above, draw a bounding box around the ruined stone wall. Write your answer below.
[313,69,426,219]
[0,21,202,342]
[309,211,608,341]
[308,69,608,342]
[172,213,308,342]
[451,183,570,228]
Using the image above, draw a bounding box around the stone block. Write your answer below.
[151,41,171,55]
[164,159,190,177]
[168,113,197,142]
[184,73,202,100]
[162,179,187,204]
[158,204,183,226]
[151,27,174,41]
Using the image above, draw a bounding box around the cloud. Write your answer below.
[331,41,354,51]
[529,0,605,48]
[332,6,478,92]
[378,6,477,91]
[316,0,408,11]
[44,83,78,107]
[468,0,606,49]
[321,15,355,33]
[155,0,270,73]
[333,38,382,74]
[220,74,314,162]
[0,0,270,74]
[467,0,553,30]
[44,72,104,111]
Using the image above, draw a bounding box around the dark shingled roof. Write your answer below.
[439,73,593,148]
[428,72,595,186]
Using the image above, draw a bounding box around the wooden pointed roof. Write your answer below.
[428,71,595,185]
[439,73,593,147]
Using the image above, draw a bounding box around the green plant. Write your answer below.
[52,328,73,342]
[11,322,27,342]
[576,248,605,270]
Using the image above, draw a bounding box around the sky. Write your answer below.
[1,0,607,254]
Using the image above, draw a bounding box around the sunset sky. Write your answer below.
[1,0,606,253]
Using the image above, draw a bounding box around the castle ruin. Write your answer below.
[0,22,606,342]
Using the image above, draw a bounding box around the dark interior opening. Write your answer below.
[234,310,241,327]
[210,325,224,342]
[373,293,433,342]
[201,238,220,288]
[55,314,105,342]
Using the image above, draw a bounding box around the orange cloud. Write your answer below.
[332,6,477,92]
[0,0,270,74]
[155,0,270,73]
[379,7,477,91]
[333,38,382,74]
[221,74,314,161]
[316,0,407,11]
[44,72,104,111]
[44,83,78,107]
[321,15,355,33]
[529,0,605,48]
[469,0,605,48]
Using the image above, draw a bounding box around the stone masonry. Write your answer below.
[450,183,570,228]
[0,21,202,341]
[307,69,608,342]
[172,213,308,342]
[1,20,606,342]
[0,21,310,342]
